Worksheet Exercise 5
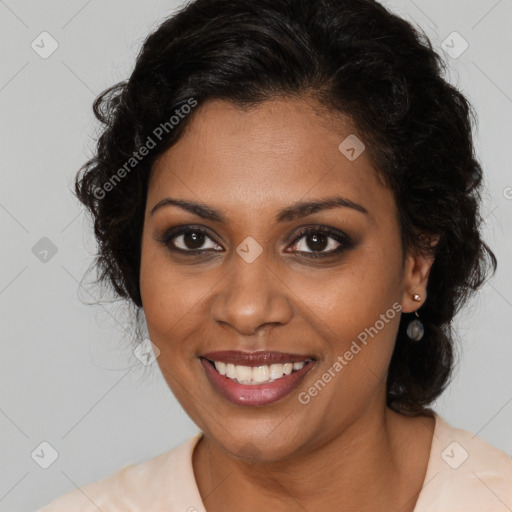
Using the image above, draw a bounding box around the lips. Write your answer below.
[199,350,317,406]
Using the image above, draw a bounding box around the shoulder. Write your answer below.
[414,413,512,512]
[36,432,204,512]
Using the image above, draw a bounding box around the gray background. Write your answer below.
[0,0,511,510]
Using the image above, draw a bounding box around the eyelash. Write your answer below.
[157,225,353,259]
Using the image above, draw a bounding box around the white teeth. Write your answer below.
[252,365,270,383]
[226,363,237,379]
[235,365,252,382]
[216,361,227,375]
[269,364,283,379]
[212,360,311,384]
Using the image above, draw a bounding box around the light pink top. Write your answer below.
[37,412,512,511]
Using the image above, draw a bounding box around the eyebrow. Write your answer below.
[150,195,368,223]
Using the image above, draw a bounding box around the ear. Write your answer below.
[401,236,439,314]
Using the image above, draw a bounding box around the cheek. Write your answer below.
[307,273,401,369]
[297,282,401,422]
[139,237,186,343]
[311,237,402,323]
[303,239,403,381]
[139,237,219,357]
[139,244,206,407]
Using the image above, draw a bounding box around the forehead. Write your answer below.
[147,97,392,221]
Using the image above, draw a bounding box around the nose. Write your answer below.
[210,248,293,336]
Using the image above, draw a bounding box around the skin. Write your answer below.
[139,97,437,511]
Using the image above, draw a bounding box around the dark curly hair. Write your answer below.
[75,0,497,415]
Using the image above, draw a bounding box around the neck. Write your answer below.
[192,402,435,512]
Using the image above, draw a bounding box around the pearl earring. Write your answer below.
[407,294,424,341]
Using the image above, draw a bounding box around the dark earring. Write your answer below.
[407,310,424,341]
[407,293,424,341]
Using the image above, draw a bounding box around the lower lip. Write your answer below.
[200,358,315,406]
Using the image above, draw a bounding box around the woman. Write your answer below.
[38,0,511,510]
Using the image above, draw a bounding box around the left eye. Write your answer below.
[287,228,347,257]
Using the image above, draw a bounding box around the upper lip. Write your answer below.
[201,350,316,367]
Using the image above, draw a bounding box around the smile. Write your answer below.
[200,350,316,406]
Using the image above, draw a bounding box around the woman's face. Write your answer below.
[140,97,433,461]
